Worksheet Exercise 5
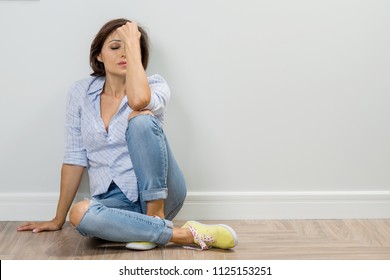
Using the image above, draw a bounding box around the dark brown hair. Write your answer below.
[90,18,149,77]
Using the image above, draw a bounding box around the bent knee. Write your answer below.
[126,112,161,139]
[128,110,154,121]
[69,200,90,227]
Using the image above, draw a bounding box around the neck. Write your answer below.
[103,74,126,98]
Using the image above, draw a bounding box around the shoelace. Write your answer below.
[183,225,215,251]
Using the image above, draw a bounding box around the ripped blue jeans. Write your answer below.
[76,115,187,245]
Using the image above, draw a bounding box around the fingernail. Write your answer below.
[32,229,37,233]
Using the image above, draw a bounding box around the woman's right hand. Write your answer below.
[17,164,85,234]
[17,218,64,233]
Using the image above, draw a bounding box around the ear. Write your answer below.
[97,54,103,62]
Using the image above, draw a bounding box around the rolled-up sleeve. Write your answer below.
[144,74,171,117]
[63,84,88,167]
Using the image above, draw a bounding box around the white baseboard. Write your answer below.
[175,191,390,220]
[1,191,389,221]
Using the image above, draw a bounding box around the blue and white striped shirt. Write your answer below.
[63,74,170,202]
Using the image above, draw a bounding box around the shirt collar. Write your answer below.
[87,76,106,96]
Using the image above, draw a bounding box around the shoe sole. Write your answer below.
[125,242,157,250]
[186,221,238,248]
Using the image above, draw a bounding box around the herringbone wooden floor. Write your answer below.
[1,220,389,259]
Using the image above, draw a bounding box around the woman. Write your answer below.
[17,18,237,251]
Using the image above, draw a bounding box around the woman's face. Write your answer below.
[97,31,127,77]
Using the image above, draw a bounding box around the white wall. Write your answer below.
[0,0,389,220]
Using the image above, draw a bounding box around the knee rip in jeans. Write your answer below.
[69,200,91,227]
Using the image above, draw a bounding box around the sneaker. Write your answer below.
[181,221,238,250]
[125,242,157,251]
[125,215,161,250]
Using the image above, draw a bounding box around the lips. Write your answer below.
[118,61,127,66]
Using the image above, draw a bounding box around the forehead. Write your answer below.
[105,31,121,43]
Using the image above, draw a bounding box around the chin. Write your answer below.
[107,71,126,78]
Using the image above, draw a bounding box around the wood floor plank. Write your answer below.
[0,221,8,233]
[1,220,389,260]
[366,220,390,241]
[104,248,140,260]
[98,242,165,260]
[316,220,354,242]
[0,222,30,259]
[102,246,164,260]
[268,220,297,232]
[45,223,81,260]
[101,251,134,260]
[192,251,226,260]
[292,220,328,238]
[225,247,390,260]
[73,237,109,260]
[13,230,56,259]
[125,248,164,260]
[0,255,14,260]
[383,219,390,229]
[352,220,388,246]
[163,243,195,260]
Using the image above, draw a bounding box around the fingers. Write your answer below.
[17,222,55,233]
[123,21,139,32]
[116,21,141,42]
[17,222,40,232]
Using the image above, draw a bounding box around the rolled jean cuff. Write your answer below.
[141,188,168,202]
[156,219,174,245]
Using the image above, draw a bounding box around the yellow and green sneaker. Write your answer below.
[182,221,238,250]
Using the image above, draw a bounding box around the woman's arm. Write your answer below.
[117,22,151,111]
[17,164,85,233]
